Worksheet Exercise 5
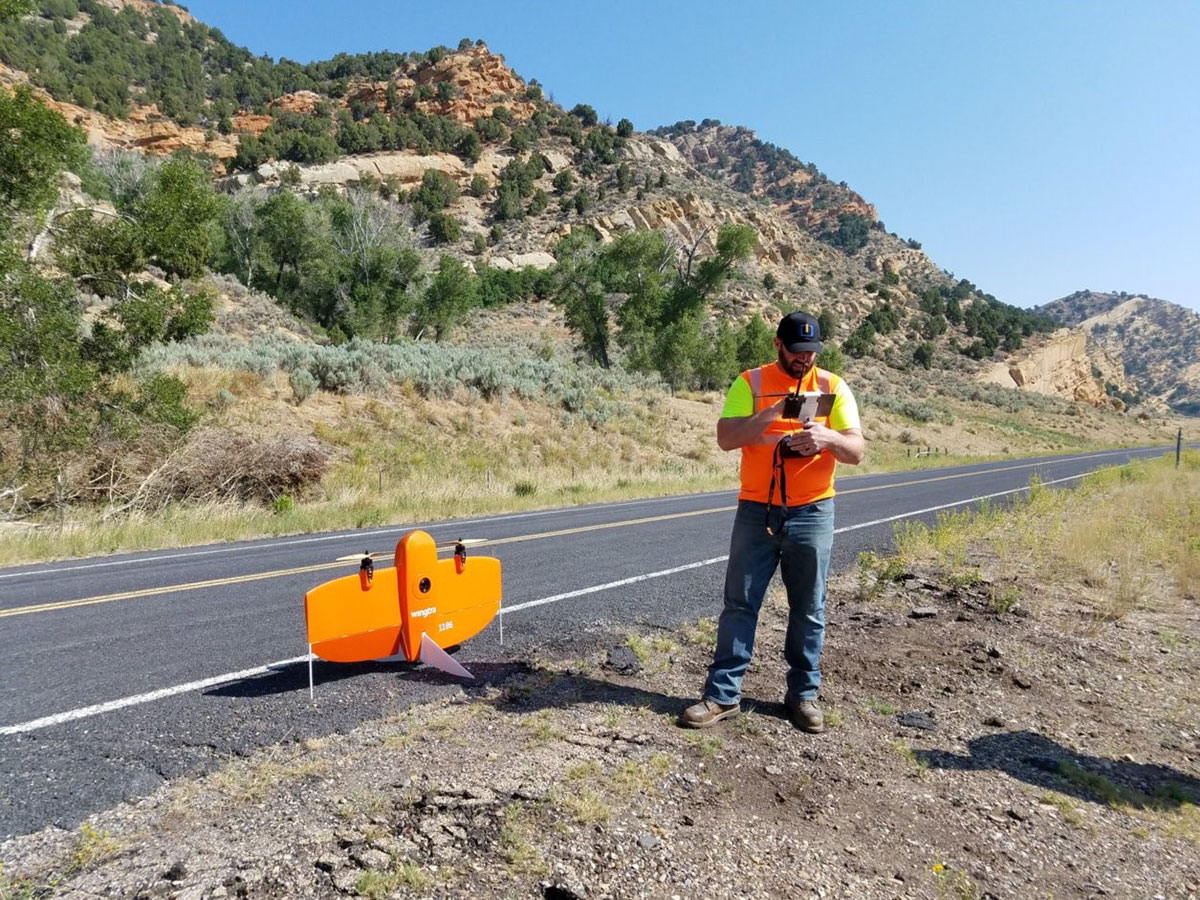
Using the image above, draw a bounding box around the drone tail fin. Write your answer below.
[418,632,474,679]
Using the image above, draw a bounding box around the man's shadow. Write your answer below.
[915,730,1200,811]
[204,653,789,724]
[395,659,796,723]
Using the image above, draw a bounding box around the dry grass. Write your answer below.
[1,357,1193,566]
[66,824,120,875]
[893,452,1200,625]
[497,802,547,876]
[207,746,328,805]
[1038,791,1089,830]
[355,861,433,898]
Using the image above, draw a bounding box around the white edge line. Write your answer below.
[0,446,1166,582]
[0,655,310,736]
[0,465,1113,736]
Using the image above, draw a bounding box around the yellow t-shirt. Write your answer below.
[721,372,861,431]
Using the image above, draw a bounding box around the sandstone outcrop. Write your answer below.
[487,251,556,271]
[979,330,1125,409]
[35,93,238,159]
[586,193,806,266]
[335,46,537,127]
[245,148,512,190]
[622,138,686,167]
[94,0,193,23]
[269,90,325,116]
[3,62,237,158]
[5,44,538,166]
[1037,291,1200,416]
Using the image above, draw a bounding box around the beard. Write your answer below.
[777,349,813,380]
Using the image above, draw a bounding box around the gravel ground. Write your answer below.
[3,557,1198,900]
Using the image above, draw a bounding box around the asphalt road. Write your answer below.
[0,445,1181,838]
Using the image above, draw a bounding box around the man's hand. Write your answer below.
[716,398,786,451]
[785,421,834,456]
[786,422,865,464]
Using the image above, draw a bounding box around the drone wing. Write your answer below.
[304,567,402,663]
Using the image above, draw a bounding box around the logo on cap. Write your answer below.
[801,322,813,337]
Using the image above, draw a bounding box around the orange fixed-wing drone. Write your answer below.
[303,530,501,697]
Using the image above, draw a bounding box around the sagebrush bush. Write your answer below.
[290,368,317,404]
[140,336,663,426]
[938,379,1069,414]
[861,392,943,424]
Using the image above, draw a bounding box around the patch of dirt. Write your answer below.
[3,562,1198,899]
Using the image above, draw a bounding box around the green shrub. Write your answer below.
[427,211,462,244]
[411,169,459,219]
[552,170,575,194]
[527,188,549,215]
[140,336,663,425]
[474,116,507,143]
[290,367,317,403]
[570,104,598,126]
[913,341,934,369]
[817,308,837,341]
[819,212,873,254]
[816,344,845,375]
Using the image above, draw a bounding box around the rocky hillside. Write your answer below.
[2,0,1191,417]
[1038,291,1200,416]
[656,120,878,237]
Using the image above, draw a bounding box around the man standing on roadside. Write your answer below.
[681,311,865,733]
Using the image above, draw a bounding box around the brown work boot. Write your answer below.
[679,698,740,729]
[785,694,825,733]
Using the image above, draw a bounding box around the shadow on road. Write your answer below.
[204,658,424,698]
[916,730,1200,811]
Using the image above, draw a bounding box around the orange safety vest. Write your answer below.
[736,364,843,509]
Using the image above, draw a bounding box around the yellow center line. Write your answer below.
[1,449,1130,620]
[839,453,1107,495]
[0,562,348,619]
[0,508,735,620]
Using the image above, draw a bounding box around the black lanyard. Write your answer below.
[765,439,788,535]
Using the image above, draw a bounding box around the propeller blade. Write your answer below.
[333,551,388,562]
[433,538,487,549]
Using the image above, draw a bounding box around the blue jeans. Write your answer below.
[704,498,835,705]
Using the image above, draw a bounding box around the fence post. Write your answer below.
[1178,428,1183,468]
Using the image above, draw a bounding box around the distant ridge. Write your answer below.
[1037,291,1200,416]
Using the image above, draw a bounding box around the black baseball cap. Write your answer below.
[777,311,823,353]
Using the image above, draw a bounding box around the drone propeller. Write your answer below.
[333,539,486,563]
[434,537,487,549]
[333,550,388,562]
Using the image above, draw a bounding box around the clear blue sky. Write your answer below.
[182,0,1200,313]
